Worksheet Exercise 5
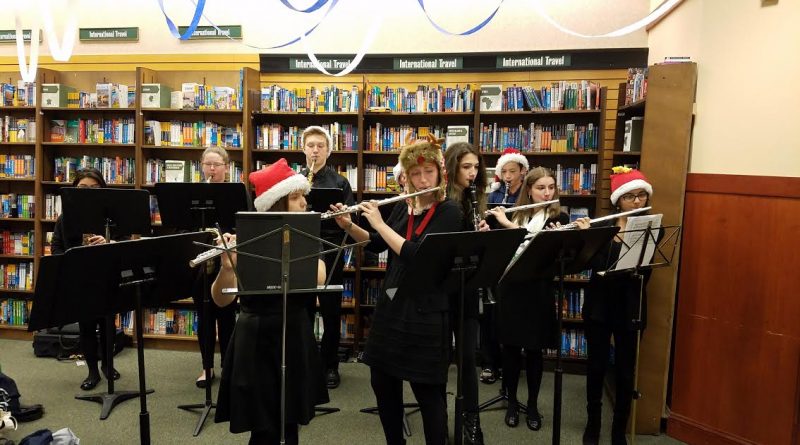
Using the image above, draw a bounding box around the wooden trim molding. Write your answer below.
[668,413,760,445]
[686,173,800,199]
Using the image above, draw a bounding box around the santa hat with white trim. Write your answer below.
[251,158,311,212]
[302,126,334,156]
[490,148,529,191]
[609,166,653,206]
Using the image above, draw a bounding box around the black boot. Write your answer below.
[582,402,601,445]
[463,411,484,445]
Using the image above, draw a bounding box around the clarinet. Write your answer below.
[502,180,510,204]
[469,180,495,305]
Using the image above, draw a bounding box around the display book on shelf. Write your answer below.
[612,67,648,171]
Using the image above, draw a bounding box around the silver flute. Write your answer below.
[319,186,440,220]
[553,206,652,230]
[485,199,559,216]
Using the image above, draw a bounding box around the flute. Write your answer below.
[485,199,559,216]
[190,240,237,268]
[552,206,652,231]
[319,186,440,220]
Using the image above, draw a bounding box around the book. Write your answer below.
[96,83,111,108]
[446,125,470,147]
[623,117,644,152]
[49,120,66,142]
[479,84,503,111]
[164,160,187,182]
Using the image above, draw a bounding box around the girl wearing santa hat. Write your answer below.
[211,158,329,445]
[487,148,529,205]
[581,166,654,445]
[331,138,462,445]
[487,166,568,433]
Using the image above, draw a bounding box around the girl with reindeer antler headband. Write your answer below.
[330,135,462,445]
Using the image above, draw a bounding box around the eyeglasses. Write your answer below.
[202,162,227,168]
[76,183,101,188]
[620,191,649,202]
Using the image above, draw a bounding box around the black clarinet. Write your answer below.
[469,181,495,305]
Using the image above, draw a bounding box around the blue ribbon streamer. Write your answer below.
[280,0,329,13]
[417,0,503,35]
[158,0,206,40]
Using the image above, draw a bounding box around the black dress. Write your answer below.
[496,212,569,350]
[361,198,463,385]
[215,294,328,434]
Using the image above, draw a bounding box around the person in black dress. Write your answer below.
[487,166,568,432]
[300,125,356,389]
[331,138,462,445]
[212,158,328,445]
[50,167,121,391]
[443,141,488,445]
[581,167,655,445]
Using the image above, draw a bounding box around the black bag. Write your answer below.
[32,323,126,360]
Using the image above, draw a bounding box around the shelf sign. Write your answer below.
[290,58,353,71]
[177,25,242,40]
[79,27,139,42]
[393,57,463,71]
[496,54,572,69]
[0,30,41,44]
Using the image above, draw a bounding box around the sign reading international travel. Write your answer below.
[79,28,139,42]
[496,54,572,69]
[0,30,40,43]
[289,58,353,71]
[393,57,463,71]
[177,25,242,40]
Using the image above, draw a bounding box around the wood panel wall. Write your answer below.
[668,173,800,445]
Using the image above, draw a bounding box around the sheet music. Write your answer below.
[614,214,662,271]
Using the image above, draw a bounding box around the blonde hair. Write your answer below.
[201,146,230,164]
[512,166,561,225]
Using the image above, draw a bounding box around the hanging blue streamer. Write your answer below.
[417,0,503,36]
[158,0,206,40]
[192,0,339,50]
[280,0,329,13]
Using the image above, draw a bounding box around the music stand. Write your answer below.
[595,220,680,445]
[210,212,366,445]
[58,187,151,420]
[499,226,619,445]
[30,232,210,445]
[154,182,250,437]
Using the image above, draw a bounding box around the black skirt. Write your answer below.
[496,279,558,350]
[215,297,328,434]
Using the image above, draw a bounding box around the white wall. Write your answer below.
[0,0,648,57]
[648,0,800,178]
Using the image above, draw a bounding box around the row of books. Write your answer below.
[1,154,35,178]
[545,328,588,359]
[43,195,62,221]
[363,164,401,192]
[312,313,357,341]
[118,308,200,336]
[1,116,36,143]
[342,246,355,269]
[565,270,591,280]
[479,122,599,153]
[144,159,243,184]
[60,83,134,109]
[254,123,358,151]
[1,231,34,255]
[49,118,135,144]
[0,298,32,326]
[53,156,135,184]
[174,83,238,111]
[341,278,355,307]
[625,68,648,105]
[143,120,242,148]
[554,164,597,195]
[366,124,452,152]
[1,81,36,107]
[42,231,54,255]
[556,288,585,320]
[366,85,474,113]
[149,196,160,224]
[0,262,34,290]
[360,278,386,306]
[260,85,359,113]
[481,81,601,112]
[0,194,34,219]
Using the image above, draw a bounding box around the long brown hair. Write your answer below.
[444,142,487,216]
[512,166,561,225]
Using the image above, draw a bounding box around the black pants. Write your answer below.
[370,367,447,445]
[479,303,501,371]
[585,319,637,434]
[192,291,236,370]
[79,318,109,370]
[452,315,480,414]
[502,345,544,412]
[317,249,344,371]
[248,424,298,445]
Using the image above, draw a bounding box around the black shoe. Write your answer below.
[479,368,498,385]
[526,410,543,431]
[504,401,519,428]
[326,368,340,389]
[101,366,120,381]
[463,412,484,445]
[583,420,601,445]
[12,404,43,423]
[196,370,216,388]
[80,375,101,391]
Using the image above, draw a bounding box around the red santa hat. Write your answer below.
[610,166,653,205]
[490,148,529,191]
[250,158,310,212]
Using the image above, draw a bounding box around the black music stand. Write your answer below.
[155,182,250,437]
[209,212,366,445]
[499,226,619,445]
[30,232,210,445]
[58,187,151,420]
[595,220,679,445]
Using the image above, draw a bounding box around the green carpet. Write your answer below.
[0,339,683,444]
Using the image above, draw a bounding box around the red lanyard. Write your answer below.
[406,202,438,241]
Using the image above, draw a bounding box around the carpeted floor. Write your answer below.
[0,339,683,444]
